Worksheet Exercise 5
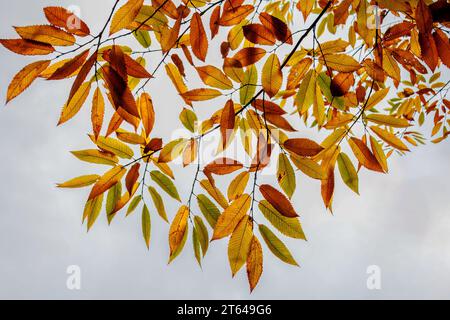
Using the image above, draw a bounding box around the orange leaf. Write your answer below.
[6,60,50,103]
[15,25,75,46]
[44,6,90,37]
[259,184,298,218]
[89,166,127,200]
[109,0,144,35]
[48,49,89,80]
[126,163,141,195]
[139,93,155,137]
[169,205,189,256]
[242,23,276,46]
[205,158,243,175]
[190,12,208,61]
[0,39,54,56]
[259,12,293,45]
[348,137,384,173]
[91,87,105,140]
[283,138,324,157]
[220,100,236,149]
[246,236,263,293]
[233,47,266,67]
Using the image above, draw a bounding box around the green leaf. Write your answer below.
[85,194,104,232]
[193,227,202,267]
[150,171,181,202]
[194,216,209,257]
[142,204,151,249]
[259,200,306,240]
[148,186,168,222]
[180,108,198,133]
[133,30,151,48]
[258,224,299,266]
[337,152,359,194]
[126,195,142,216]
[106,182,122,224]
[277,153,296,199]
[197,194,220,228]
[240,65,258,105]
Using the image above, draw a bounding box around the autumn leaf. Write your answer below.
[15,25,75,46]
[169,205,189,258]
[262,53,282,98]
[191,12,208,61]
[110,0,144,35]
[212,194,251,240]
[259,225,298,266]
[6,60,50,103]
[259,185,298,218]
[246,236,263,292]
[228,215,253,276]
[89,166,127,200]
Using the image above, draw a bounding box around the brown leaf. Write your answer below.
[259,184,298,218]
[242,23,276,46]
[126,163,140,195]
[233,47,266,67]
[0,39,54,56]
[284,138,324,157]
[259,12,293,44]
[48,49,89,80]
[204,158,243,175]
[220,99,236,149]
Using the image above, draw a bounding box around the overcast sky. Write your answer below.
[0,1,449,300]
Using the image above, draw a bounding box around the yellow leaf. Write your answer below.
[58,82,91,125]
[240,65,258,105]
[15,25,75,46]
[181,88,222,102]
[158,138,188,163]
[169,205,189,257]
[110,0,144,35]
[85,194,104,231]
[277,153,296,199]
[228,171,250,202]
[57,174,100,188]
[370,126,410,152]
[228,216,253,276]
[366,114,410,128]
[200,179,229,210]
[6,60,50,103]
[259,200,306,239]
[370,136,388,173]
[365,88,389,110]
[89,166,127,200]
[262,53,282,98]
[142,205,151,250]
[196,65,233,90]
[93,135,134,159]
[337,152,359,194]
[71,149,118,166]
[246,236,263,293]
[290,155,326,180]
[212,194,251,240]
[320,54,361,72]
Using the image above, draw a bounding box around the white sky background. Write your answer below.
[0,0,449,300]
